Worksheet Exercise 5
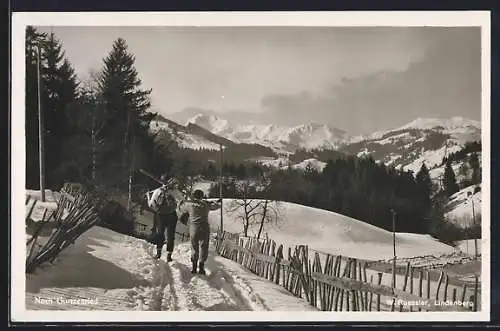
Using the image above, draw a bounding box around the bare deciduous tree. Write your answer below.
[226,180,280,239]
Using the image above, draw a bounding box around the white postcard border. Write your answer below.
[10,10,491,322]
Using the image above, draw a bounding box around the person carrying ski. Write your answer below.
[177,189,222,274]
[148,174,179,261]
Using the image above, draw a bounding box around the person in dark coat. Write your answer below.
[151,174,179,261]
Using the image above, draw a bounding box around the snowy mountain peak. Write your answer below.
[339,115,481,176]
[396,116,481,131]
[183,112,347,152]
[186,113,230,134]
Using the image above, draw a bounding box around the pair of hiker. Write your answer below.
[149,178,221,274]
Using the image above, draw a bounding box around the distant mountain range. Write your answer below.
[184,112,348,153]
[339,116,481,173]
[150,112,481,177]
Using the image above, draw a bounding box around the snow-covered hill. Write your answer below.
[445,185,482,228]
[428,151,482,187]
[186,113,348,153]
[208,199,457,261]
[291,158,327,172]
[150,119,222,151]
[339,116,481,175]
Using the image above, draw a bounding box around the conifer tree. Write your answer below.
[443,159,460,196]
[415,162,434,231]
[97,38,154,189]
[42,33,79,187]
[468,152,481,184]
[415,163,433,201]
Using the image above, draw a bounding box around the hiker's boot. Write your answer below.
[191,261,197,274]
[154,248,162,260]
[166,252,173,262]
[198,262,206,275]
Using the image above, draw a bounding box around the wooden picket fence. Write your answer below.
[214,230,480,312]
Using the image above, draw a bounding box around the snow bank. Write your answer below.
[26,226,315,311]
[445,185,482,228]
[26,189,60,203]
[208,200,456,261]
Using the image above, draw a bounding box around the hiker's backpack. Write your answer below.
[147,187,177,214]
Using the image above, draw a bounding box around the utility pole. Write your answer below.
[470,191,478,258]
[219,144,224,232]
[37,45,46,202]
[391,209,397,289]
[91,98,97,183]
[127,136,136,211]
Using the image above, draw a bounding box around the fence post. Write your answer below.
[274,245,283,285]
[473,275,479,312]
[376,272,383,311]
[418,270,423,312]
[436,272,444,301]
[399,262,410,312]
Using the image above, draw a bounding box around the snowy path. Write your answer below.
[141,241,269,311]
[25,226,316,311]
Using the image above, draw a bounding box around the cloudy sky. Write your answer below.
[37,26,481,135]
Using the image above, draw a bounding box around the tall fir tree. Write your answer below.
[415,163,433,200]
[443,159,460,196]
[415,162,433,230]
[42,33,79,188]
[97,38,155,190]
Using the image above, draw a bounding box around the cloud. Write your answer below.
[261,91,339,126]
[259,27,481,135]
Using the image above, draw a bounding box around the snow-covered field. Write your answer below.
[26,226,317,311]
[24,187,483,313]
[208,199,457,261]
[402,144,463,174]
[445,185,482,228]
[455,240,482,257]
[291,158,327,172]
[210,200,480,310]
[255,156,291,169]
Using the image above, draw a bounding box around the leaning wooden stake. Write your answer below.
[399,262,410,312]
[418,270,423,312]
[436,272,444,301]
[409,267,414,312]
[443,275,449,301]
[376,272,383,311]
[473,275,479,312]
